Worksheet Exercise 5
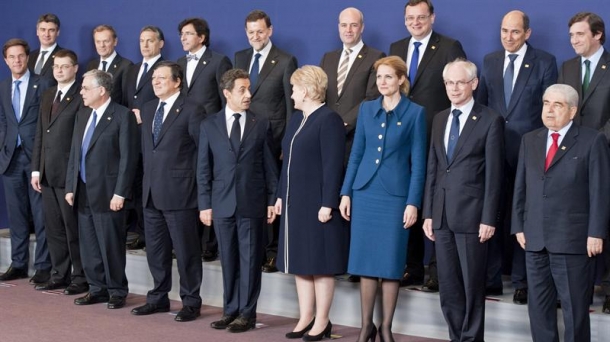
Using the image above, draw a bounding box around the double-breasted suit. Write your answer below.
[86,54,133,105]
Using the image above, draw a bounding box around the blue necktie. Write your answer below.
[80,111,98,183]
[153,102,165,145]
[138,62,149,88]
[12,80,22,146]
[250,53,261,87]
[504,54,518,108]
[409,42,422,86]
[230,113,242,155]
[446,109,462,163]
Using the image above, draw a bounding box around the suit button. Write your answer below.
[46,129,50,133]
[375,159,379,164]
[505,120,509,124]
[446,169,450,173]
[543,195,547,198]
[378,134,383,140]
[134,95,138,99]
[541,176,545,180]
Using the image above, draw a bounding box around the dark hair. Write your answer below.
[569,12,606,45]
[178,18,210,47]
[405,0,434,15]
[141,25,165,42]
[2,38,29,58]
[54,49,78,65]
[220,69,249,92]
[93,24,117,39]
[37,13,61,29]
[520,12,530,31]
[245,10,272,28]
[153,61,184,90]
[83,69,114,94]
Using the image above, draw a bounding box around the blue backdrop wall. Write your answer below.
[0,0,607,226]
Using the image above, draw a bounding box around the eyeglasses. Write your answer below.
[444,78,475,88]
[179,31,197,37]
[52,64,74,71]
[405,15,431,22]
[81,85,101,92]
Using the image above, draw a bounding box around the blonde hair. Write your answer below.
[374,56,410,94]
[290,65,328,102]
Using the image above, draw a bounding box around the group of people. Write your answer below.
[0,1,609,342]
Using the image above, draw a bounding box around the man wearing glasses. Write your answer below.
[389,0,466,292]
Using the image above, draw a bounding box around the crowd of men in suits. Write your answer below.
[0,0,609,340]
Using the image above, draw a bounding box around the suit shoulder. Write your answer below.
[531,47,556,62]
[86,59,98,71]
[477,103,502,119]
[482,50,503,63]
[434,32,461,45]
[390,38,409,49]
[235,48,250,57]
[366,46,386,59]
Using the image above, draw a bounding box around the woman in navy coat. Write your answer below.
[339,56,427,342]
[275,65,347,341]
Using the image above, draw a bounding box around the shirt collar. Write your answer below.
[548,120,573,137]
[254,40,273,55]
[450,97,475,116]
[101,50,117,63]
[343,39,364,54]
[412,30,432,47]
[13,69,30,83]
[57,80,76,96]
[582,45,604,65]
[92,97,112,114]
[41,43,57,53]
[142,54,161,65]
[158,91,180,111]
[505,42,528,59]
[225,107,245,122]
[189,46,206,60]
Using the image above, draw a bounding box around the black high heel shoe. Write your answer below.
[286,319,315,339]
[378,327,394,342]
[302,321,332,341]
[358,325,377,342]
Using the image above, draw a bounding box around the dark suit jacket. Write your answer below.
[28,45,62,86]
[423,102,504,232]
[197,109,278,218]
[177,48,232,117]
[234,44,297,154]
[0,73,53,173]
[558,49,610,140]
[141,94,203,210]
[32,82,83,187]
[86,53,133,105]
[65,101,138,212]
[512,125,610,253]
[477,44,558,169]
[122,57,164,110]
[389,32,466,136]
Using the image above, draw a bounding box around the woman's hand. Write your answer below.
[339,196,351,221]
[403,205,417,228]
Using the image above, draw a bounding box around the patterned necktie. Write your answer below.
[51,90,62,118]
[446,109,462,163]
[504,54,518,108]
[230,113,242,155]
[137,62,149,88]
[409,42,422,86]
[545,132,560,171]
[102,61,108,72]
[34,51,48,75]
[583,60,591,93]
[153,102,166,145]
[80,111,98,183]
[250,53,262,88]
[337,48,352,95]
[186,54,199,62]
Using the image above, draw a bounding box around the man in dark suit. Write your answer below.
[423,59,504,342]
[65,69,138,309]
[130,61,204,322]
[31,49,87,295]
[86,25,133,105]
[320,7,385,165]
[512,84,610,342]
[234,9,297,273]
[557,12,610,314]
[198,69,278,333]
[477,10,558,304]
[0,39,52,283]
[28,13,62,86]
[178,17,232,263]
[121,25,166,250]
[389,0,466,291]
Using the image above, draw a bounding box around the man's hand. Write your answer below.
[200,209,212,226]
[423,219,435,241]
[31,176,42,193]
[267,206,276,224]
[65,193,74,206]
[132,109,142,124]
[479,224,495,243]
[110,195,124,211]
[587,237,603,257]
[515,232,526,250]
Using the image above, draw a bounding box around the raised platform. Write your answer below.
[1,229,609,341]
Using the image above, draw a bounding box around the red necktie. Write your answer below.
[545,132,560,171]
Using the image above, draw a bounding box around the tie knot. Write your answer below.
[233,113,242,120]
[57,90,62,97]
[452,109,462,118]
[254,53,261,60]
[551,132,560,142]
[413,42,422,49]
[92,110,98,120]
[344,48,352,56]
[508,54,518,62]
[584,59,591,67]
[41,51,48,57]
[159,101,166,109]
[187,54,199,62]
[14,80,21,87]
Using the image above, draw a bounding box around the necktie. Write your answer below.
[504,54,518,108]
[250,53,262,88]
[137,62,149,88]
[583,60,591,93]
[409,42,422,87]
[80,111,98,183]
[51,90,62,118]
[446,109,462,163]
[34,51,48,75]
[545,132,560,171]
[12,80,22,146]
[186,54,199,62]
[337,49,352,95]
[153,102,166,145]
[101,61,108,72]
[230,113,242,155]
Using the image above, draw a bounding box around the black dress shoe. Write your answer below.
[227,315,256,333]
[64,283,89,295]
[346,275,361,283]
[286,318,315,338]
[0,266,28,281]
[74,292,109,305]
[175,305,200,322]
[107,296,126,309]
[421,278,439,292]
[485,287,503,296]
[603,296,610,314]
[29,269,51,285]
[131,303,171,315]
[35,281,67,291]
[202,250,218,262]
[262,257,278,273]
[303,321,332,341]
[211,314,238,329]
[126,237,145,250]
[513,288,528,305]
[399,272,423,287]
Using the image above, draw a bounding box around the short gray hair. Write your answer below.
[83,69,113,93]
[544,84,579,108]
[442,58,477,81]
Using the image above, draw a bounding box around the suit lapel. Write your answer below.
[108,54,123,75]
[436,109,450,160]
[189,49,212,91]
[448,104,481,166]
[136,58,161,93]
[489,52,507,116]
[87,102,115,152]
[155,95,185,145]
[413,32,440,87]
[252,46,278,95]
[326,50,341,97]
[507,46,535,116]
[547,125,577,171]
[22,76,40,121]
[582,50,610,105]
[1,79,17,125]
[338,45,369,100]
[241,110,257,144]
[49,82,79,127]
[41,46,60,76]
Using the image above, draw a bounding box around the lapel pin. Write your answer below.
[107,117,111,121]
[603,65,607,70]
[431,45,436,50]
[397,122,402,126]
[358,55,363,59]
[472,116,477,120]
[524,64,530,68]
[113,64,117,69]
[66,97,71,101]
[176,108,180,113]
[561,146,566,150]
[271,60,276,64]
[203,61,207,65]
[33,85,38,88]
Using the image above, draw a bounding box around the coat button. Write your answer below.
[446,169,450,173]
[46,129,50,133]
[381,123,385,128]
[378,134,383,139]
[377,147,381,152]
[375,159,379,164]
